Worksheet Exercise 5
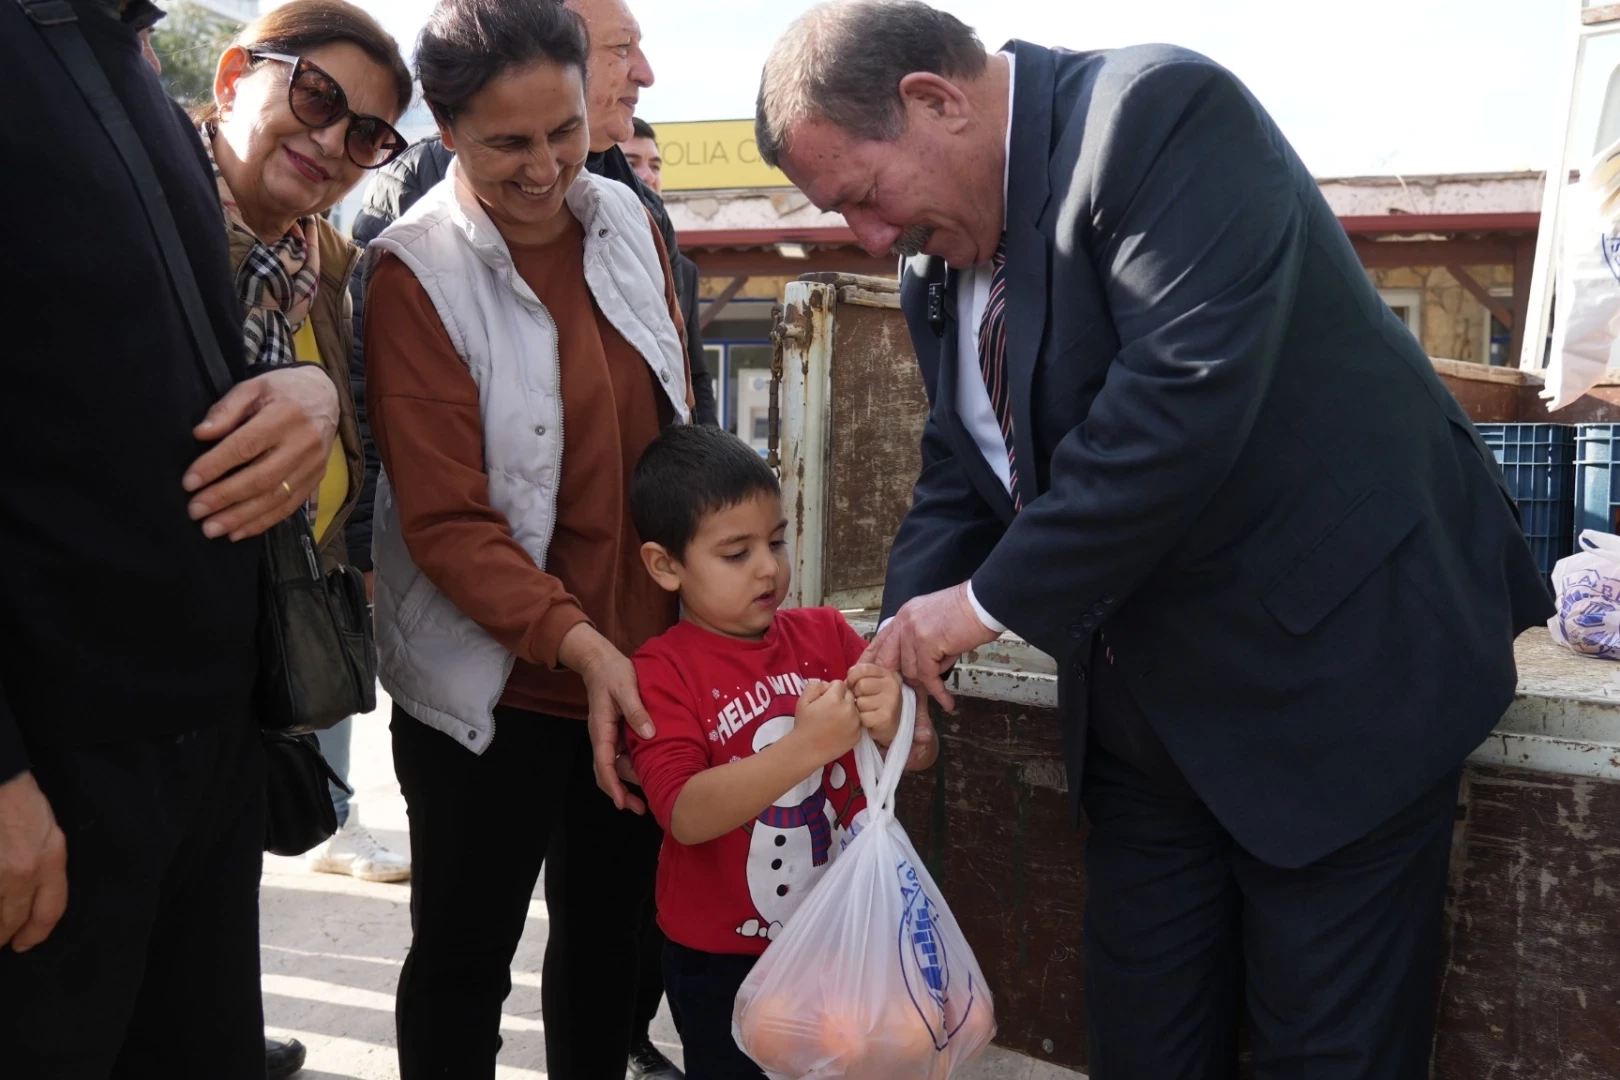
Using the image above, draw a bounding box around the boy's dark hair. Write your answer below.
[631,116,657,142]
[416,0,588,127]
[632,425,781,558]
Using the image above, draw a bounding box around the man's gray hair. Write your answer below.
[755,0,986,168]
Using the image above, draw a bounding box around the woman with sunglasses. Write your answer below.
[201,0,410,563]
[199,6,412,1076]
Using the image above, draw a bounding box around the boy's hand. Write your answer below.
[793,679,862,764]
[905,714,940,773]
[848,663,903,746]
[851,665,940,772]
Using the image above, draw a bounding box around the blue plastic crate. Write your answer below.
[1574,423,1620,546]
[1478,423,1576,577]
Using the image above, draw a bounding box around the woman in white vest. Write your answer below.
[363,0,692,1075]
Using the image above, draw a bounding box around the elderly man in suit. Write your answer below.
[755,2,1551,1076]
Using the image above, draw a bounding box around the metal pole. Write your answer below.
[777,282,834,609]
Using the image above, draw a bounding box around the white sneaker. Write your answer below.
[308,808,411,883]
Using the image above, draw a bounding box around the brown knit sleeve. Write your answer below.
[646,208,695,414]
[364,252,591,667]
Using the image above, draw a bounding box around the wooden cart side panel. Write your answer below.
[893,697,1093,1072]
[822,299,929,605]
[1433,765,1620,1079]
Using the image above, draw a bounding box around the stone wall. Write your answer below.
[1369,264,1515,364]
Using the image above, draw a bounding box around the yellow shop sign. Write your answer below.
[650,120,793,192]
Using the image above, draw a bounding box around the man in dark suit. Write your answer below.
[756,2,1552,1076]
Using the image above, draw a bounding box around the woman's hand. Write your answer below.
[183,365,340,542]
[560,624,656,815]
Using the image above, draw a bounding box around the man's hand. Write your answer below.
[0,771,68,953]
[790,679,862,765]
[862,582,1000,711]
[184,365,340,542]
[560,624,655,815]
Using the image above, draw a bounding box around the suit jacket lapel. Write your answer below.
[1002,40,1056,508]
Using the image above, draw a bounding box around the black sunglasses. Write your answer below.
[251,51,406,171]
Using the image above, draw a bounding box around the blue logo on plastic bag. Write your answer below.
[1558,567,1620,657]
[897,858,977,1050]
[1602,231,1620,285]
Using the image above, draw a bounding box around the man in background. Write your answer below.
[620,118,714,453]
[621,116,664,192]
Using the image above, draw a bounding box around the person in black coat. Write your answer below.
[0,1,344,1074]
[754,3,1552,1078]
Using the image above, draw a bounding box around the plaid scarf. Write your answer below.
[200,124,320,369]
[758,790,834,867]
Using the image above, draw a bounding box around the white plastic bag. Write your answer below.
[1545,137,1620,411]
[732,689,996,1080]
[1549,530,1620,658]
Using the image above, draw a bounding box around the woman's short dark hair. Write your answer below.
[631,425,782,558]
[197,0,413,125]
[416,0,589,127]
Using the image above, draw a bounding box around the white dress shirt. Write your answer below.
[956,51,1017,635]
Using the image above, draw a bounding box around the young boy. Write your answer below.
[627,424,935,1080]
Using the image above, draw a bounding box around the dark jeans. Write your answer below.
[663,941,764,1080]
[392,704,663,1079]
[1082,658,1458,1080]
[634,878,669,1038]
[0,716,267,1080]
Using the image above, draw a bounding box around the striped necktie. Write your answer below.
[977,239,1022,511]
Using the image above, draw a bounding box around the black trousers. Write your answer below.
[0,716,267,1080]
[392,704,664,1079]
[634,877,670,1038]
[1082,658,1458,1080]
[663,941,764,1080]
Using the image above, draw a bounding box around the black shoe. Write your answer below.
[627,1035,684,1080]
[266,1036,306,1080]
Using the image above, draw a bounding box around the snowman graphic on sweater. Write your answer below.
[735,713,863,942]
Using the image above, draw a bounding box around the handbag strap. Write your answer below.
[19,0,235,402]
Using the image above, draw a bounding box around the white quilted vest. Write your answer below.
[369,162,689,752]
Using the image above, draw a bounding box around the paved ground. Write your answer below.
[261,691,1086,1080]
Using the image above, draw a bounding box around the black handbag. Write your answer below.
[262,731,352,856]
[24,0,370,850]
[256,520,378,734]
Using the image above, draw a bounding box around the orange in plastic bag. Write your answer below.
[731,690,996,1079]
